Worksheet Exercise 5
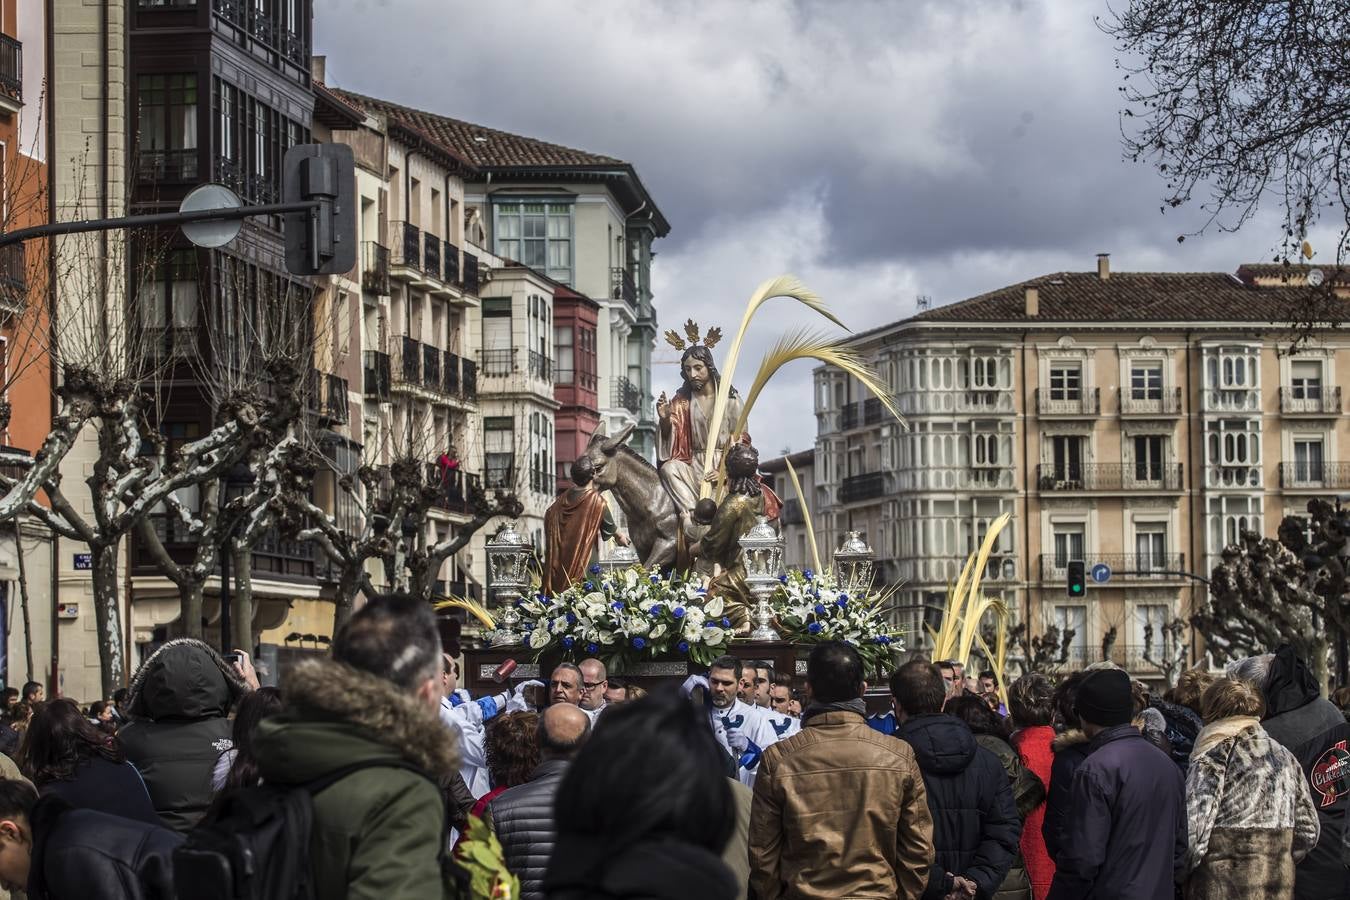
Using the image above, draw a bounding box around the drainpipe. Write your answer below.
[1020,331,1032,635]
[1185,329,1199,663]
[45,0,57,698]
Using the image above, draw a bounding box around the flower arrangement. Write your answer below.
[773,568,904,675]
[515,566,733,671]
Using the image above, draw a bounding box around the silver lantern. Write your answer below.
[834,531,875,597]
[486,522,532,647]
[739,516,784,641]
[599,542,640,579]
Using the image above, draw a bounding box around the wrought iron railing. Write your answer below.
[0,34,22,100]
[611,376,641,412]
[1119,386,1183,416]
[528,350,552,381]
[138,148,199,182]
[1279,386,1341,415]
[1280,461,1350,489]
[863,397,884,425]
[1036,463,1183,492]
[610,267,637,307]
[840,471,887,503]
[0,244,25,294]
[322,373,348,424]
[840,403,861,431]
[462,359,478,399]
[422,344,441,390]
[363,350,391,402]
[462,251,479,294]
[442,351,461,395]
[442,240,460,285]
[1035,388,1101,416]
[400,336,420,382]
[423,234,441,281]
[480,348,515,376]
[425,465,480,515]
[1039,553,1187,582]
[391,221,420,271]
[362,242,389,295]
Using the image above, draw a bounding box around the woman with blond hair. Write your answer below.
[1183,677,1320,899]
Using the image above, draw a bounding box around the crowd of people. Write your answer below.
[0,596,1340,899]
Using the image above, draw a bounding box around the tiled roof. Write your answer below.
[909,271,1314,324]
[760,449,815,472]
[1236,262,1350,286]
[312,82,365,128]
[332,90,624,170]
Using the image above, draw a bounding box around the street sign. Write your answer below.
[180,183,244,248]
[73,553,92,571]
[1091,563,1112,584]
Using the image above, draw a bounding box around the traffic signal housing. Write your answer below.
[1066,560,1086,598]
[282,142,356,276]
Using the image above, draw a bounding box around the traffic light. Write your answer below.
[1066,561,1086,598]
[282,142,356,276]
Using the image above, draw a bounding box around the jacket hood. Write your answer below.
[127,639,247,721]
[898,713,976,774]
[1264,644,1320,718]
[253,657,458,783]
[1052,728,1090,752]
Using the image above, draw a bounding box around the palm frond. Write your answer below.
[783,455,821,574]
[697,276,849,499]
[434,596,497,630]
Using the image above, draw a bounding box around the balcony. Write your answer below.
[1202,386,1260,414]
[462,251,479,295]
[898,555,1019,586]
[1039,553,1187,583]
[248,4,275,42]
[528,350,552,381]
[422,344,441,390]
[362,242,390,295]
[485,461,515,491]
[863,397,884,426]
[0,243,25,296]
[480,348,515,377]
[1035,388,1101,417]
[839,471,887,503]
[423,234,442,281]
[390,221,421,279]
[1280,462,1350,490]
[0,34,21,106]
[363,350,391,402]
[138,148,200,183]
[399,335,421,383]
[425,465,481,516]
[462,359,478,399]
[442,240,460,286]
[779,498,804,526]
[610,267,637,308]
[1119,387,1183,417]
[1280,386,1341,416]
[311,371,348,425]
[840,403,861,431]
[212,0,246,26]
[892,466,1016,492]
[610,376,642,413]
[1036,463,1183,492]
[1206,465,1262,490]
[895,389,1015,417]
[442,350,461,395]
[252,526,315,580]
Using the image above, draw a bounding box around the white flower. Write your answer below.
[703,626,726,646]
[703,596,724,617]
[550,616,569,635]
[682,621,702,643]
[638,599,657,613]
[649,623,667,640]
[625,569,639,589]
[528,628,551,650]
[686,608,706,629]
[628,619,649,637]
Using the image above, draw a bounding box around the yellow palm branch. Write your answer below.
[698,275,846,499]
[783,455,822,575]
[434,596,497,631]
[930,513,1013,669]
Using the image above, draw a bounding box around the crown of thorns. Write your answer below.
[663,318,722,352]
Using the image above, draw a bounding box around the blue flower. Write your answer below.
[586,642,599,653]
[673,606,686,619]
[650,603,663,616]
[563,637,575,649]
[583,581,594,591]
[696,587,707,595]
[808,622,823,635]
[535,592,545,601]
[836,598,848,609]
[838,592,849,602]
[632,637,646,650]
[589,564,602,575]
[804,569,815,581]
[814,603,826,616]
[721,617,731,628]
[873,635,889,645]
[566,613,577,625]
[650,574,660,582]
[611,601,624,611]
[779,574,788,584]
[677,640,690,654]
[514,599,525,609]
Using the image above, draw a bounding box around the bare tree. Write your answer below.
[1142,618,1190,687]
[1104,0,1350,336]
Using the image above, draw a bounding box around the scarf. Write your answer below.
[801,698,866,723]
[1190,715,1261,760]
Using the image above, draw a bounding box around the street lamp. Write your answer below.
[740,516,784,642]
[486,522,532,647]
[834,531,875,597]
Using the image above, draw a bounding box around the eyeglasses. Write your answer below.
[581,680,606,692]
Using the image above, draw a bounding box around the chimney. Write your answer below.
[1024,286,1039,317]
[311,55,327,84]
[1097,253,1111,280]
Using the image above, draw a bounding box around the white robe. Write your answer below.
[717,698,794,787]
[439,691,494,799]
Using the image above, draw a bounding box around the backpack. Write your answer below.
[173,758,435,900]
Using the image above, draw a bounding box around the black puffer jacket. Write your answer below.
[27,794,183,900]
[118,640,247,832]
[1042,729,1092,863]
[488,758,570,900]
[1261,646,1350,900]
[898,714,1021,900]
[545,836,738,900]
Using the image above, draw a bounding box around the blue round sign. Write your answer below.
[1090,563,1112,584]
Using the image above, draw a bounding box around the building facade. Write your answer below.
[813,256,1350,676]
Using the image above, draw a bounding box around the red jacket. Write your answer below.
[1013,725,1056,900]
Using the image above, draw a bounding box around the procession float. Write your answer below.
[450,276,1015,705]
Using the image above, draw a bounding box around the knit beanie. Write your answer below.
[1074,668,1133,727]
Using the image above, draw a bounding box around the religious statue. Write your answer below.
[658,320,778,535]
[689,442,766,633]
[542,457,629,595]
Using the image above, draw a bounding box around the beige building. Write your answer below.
[813,256,1350,675]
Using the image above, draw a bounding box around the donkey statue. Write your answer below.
[583,424,681,570]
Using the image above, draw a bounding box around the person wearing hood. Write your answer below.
[1046,668,1186,900]
[1183,677,1320,900]
[252,593,461,899]
[893,660,1020,900]
[1227,646,1350,900]
[118,640,251,832]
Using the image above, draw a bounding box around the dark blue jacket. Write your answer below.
[897,714,1020,900]
[1041,729,1092,862]
[1046,725,1185,900]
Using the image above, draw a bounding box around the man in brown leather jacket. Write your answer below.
[749,642,934,900]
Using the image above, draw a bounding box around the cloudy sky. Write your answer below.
[316,0,1319,455]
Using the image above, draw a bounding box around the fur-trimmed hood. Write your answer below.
[1052,728,1090,753]
[254,656,458,781]
[127,638,248,721]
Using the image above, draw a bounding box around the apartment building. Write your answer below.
[813,256,1350,675]
[326,91,669,465]
[761,450,817,570]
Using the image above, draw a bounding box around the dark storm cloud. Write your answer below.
[314,0,1311,453]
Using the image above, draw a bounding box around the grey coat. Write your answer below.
[487,758,569,900]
